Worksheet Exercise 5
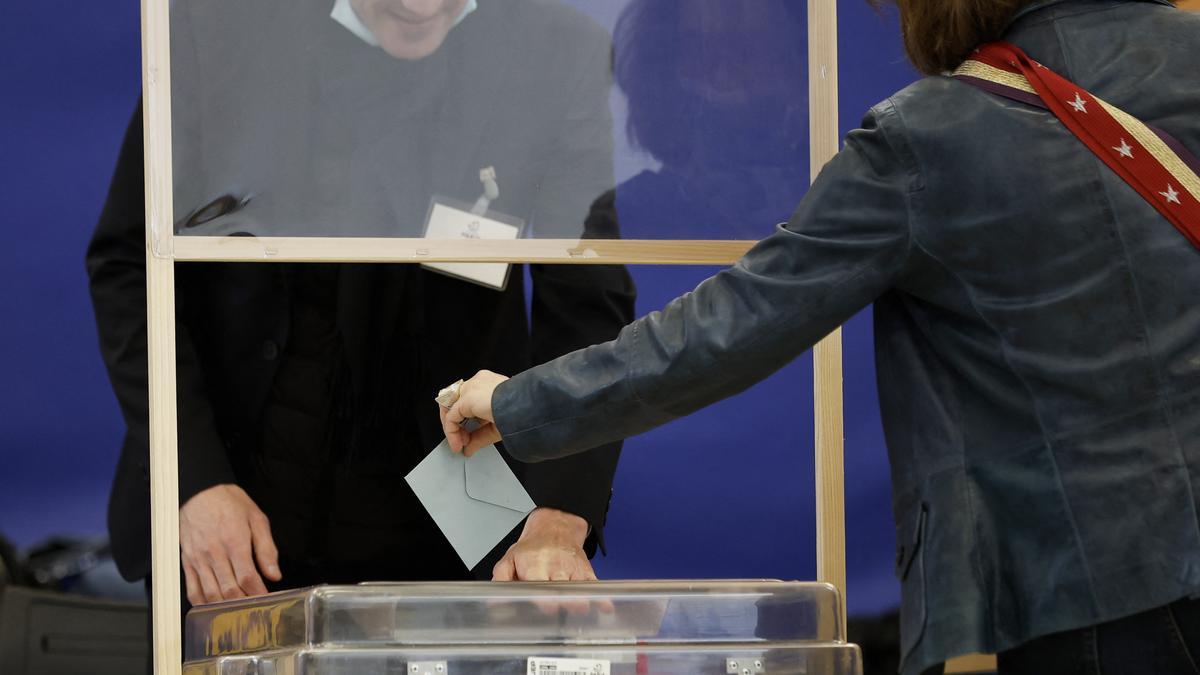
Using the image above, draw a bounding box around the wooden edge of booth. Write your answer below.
[141,0,183,672]
[945,653,1000,673]
[168,236,757,265]
[808,0,848,638]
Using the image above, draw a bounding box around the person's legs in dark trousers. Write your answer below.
[998,597,1200,675]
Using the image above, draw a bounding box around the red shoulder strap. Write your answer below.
[954,42,1200,249]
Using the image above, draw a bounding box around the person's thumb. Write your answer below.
[249,510,282,582]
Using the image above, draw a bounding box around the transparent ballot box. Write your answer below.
[183,581,861,674]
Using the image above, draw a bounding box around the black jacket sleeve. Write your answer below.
[86,104,238,511]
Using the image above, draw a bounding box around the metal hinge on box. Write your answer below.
[727,656,767,674]
[408,661,447,675]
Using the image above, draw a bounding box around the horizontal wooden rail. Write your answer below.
[170,236,757,265]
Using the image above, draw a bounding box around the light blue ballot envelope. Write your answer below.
[405,440,536,569]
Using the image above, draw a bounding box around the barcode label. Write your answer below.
[527,657,611,674]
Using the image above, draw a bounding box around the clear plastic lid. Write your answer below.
[185,581,844,660]
[183,643,862,675]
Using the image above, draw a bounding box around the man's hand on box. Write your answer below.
[492,507,594,582]
[179,484,282,605]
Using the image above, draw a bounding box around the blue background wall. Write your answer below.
[0,1,916,615]
[0,2,142,546]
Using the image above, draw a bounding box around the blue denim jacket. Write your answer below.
[492,1,1200,671]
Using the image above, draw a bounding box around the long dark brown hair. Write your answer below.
[890,0,1037,74]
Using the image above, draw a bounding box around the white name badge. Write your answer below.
[422,199,522,290]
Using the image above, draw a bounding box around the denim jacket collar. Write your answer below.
[1004,0,1175,32]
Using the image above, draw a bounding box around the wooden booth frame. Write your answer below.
[139,0,846,670]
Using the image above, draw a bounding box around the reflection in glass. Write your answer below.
[612,0,809,239]
[169,0,809,242]
[171,0,618,240]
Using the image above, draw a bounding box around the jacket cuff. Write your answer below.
[176,433,239,506]
[492,373,542,461]
[530,488,613,559]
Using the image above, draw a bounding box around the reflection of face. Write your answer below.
[350,0,468,60]
[675,2,800,106]
[657,1,805,166]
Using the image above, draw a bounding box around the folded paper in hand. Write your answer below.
[405,439,536,569]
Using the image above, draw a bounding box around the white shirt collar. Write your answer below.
[331,0,478,48]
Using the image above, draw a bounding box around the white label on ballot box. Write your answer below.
[422,202,520,290]
[527,658,611,675]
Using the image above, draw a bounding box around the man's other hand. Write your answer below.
[179,484,281,605]
[492,507,594,581]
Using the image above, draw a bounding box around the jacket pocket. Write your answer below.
[895,502,928,667]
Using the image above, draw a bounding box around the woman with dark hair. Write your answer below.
[441,0,1200,672]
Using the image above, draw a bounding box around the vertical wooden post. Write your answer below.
[808,0,848,635]
[141,0,182,671]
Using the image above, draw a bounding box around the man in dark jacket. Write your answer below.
[87,0,634,611]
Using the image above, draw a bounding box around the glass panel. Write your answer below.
[184,581,844,659]
[593,266,817,585]
[165,0,809,250]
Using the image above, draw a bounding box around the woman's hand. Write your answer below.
[438,370,510,456]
